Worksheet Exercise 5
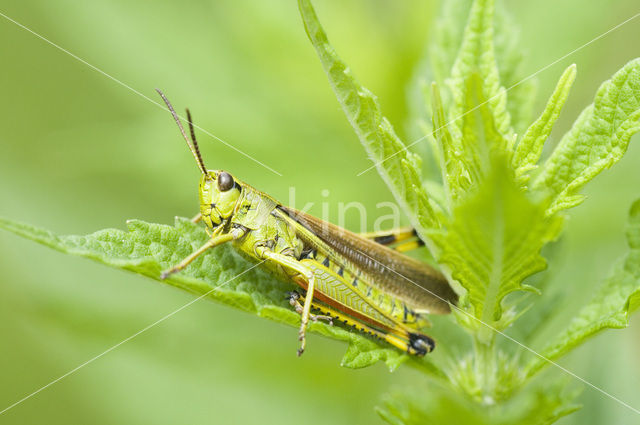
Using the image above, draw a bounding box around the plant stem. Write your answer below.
[474,331,497,405]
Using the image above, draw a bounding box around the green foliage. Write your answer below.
[425,0,535,137]
[532,58,640,214]
[429,157,563,325]
[448,0,513,144]
[513,65,576,182]
[298,0,439,235]
[0,216,409,372]
[526,199,640,376]
[297,0,640,423]
[377,380,580,425]
[2,0,640,424]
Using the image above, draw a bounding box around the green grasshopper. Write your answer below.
[156,90,458,356]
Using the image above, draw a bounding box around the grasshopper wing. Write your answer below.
[279,206,458,314]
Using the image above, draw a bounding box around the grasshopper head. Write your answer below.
[156,90,244,229]
[199,170,242,228]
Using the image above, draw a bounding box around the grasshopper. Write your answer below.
[156,90,458,356]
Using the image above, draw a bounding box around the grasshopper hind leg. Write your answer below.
[359,227,425,253]
[292,291,434,356]
[263,250,436,356]
[408,332,435,355]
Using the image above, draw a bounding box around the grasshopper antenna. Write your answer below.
[185,108,200,157]
[155,88,208,175]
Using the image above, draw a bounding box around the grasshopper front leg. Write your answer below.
[161,228,244,279]
[257,248,316,356]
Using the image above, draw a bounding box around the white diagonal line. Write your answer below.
[0,260,265,416]
[0,11,283,177]
[352,247,640,416]
[357,10,640,177]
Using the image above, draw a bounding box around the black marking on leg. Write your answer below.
[403,304,409,322]
[322,257,330,267]
[337,267,344,277]
[374,234,396,245]
[352,277,358,287]
[409,229,425,246]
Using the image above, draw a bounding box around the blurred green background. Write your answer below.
[1,1,639,424]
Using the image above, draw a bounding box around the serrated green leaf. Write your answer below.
[431,0,519,204]
[513,65,577,182]
[0,216,421,371]
[423,0,535,136]
[526,199,640,377]
[427,0,472,89]
[532,59,640,215]
[298,0,439,236]
[431,82,468,208]
[448,0,514,145]
[429,157,563,324]
[437,73,514,204]
[492,1,537,135]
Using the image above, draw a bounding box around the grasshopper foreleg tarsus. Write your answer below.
[160,229,241,279]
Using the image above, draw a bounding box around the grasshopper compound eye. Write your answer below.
[218,172,235,191]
